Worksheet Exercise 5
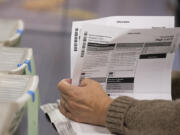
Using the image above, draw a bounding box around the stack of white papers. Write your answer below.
[41,102,76,135]
[0,47,25,71]
[0,46,32,73]
[0,74,39,135]
[0,19,19,42]
[0,75,31,102]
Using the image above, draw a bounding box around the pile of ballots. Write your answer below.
[0,18,39,135]
[41,16,180,135]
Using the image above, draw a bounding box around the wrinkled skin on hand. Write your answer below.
[57,78,113,126]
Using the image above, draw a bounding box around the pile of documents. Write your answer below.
[0,46,33,74]
[0,74,39,135]
[41,101,76,135]
[0,19,24,47]
[0,19,39,135]
[41,16,180,135]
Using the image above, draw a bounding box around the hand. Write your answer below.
[57,78,113,126]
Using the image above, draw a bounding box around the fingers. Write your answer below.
[59,103,72,119]
[60,97,69,110]
[80,78,95,87]
[59,98,75,119]
[58,104,81,123]
[58,79,78,96]
[61,94,69,103]
[59,99,79,122]
[61,92,92,113]
[58,78,97,96]
[65,78,72,84]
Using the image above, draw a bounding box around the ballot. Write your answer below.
[72,25,180,100]
[41,16,180,135]
[71,16,175,77]
[72,16,180,100]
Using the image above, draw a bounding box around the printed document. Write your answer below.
[72,24,180,100]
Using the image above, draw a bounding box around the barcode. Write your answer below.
[80,50,85,57]
[80,31,88,57]
[82,43,86,48]
[81,43,86,57]
[74,28,79,52]
[74,43,78,51]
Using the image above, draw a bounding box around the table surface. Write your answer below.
[0,0,179,135]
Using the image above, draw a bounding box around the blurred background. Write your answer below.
[0,0,179,134]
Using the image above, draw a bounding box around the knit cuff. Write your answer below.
[105,96,135,134]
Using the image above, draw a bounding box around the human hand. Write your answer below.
[57,78,113,126]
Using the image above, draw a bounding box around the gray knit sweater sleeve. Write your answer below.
[105,96,135,134]
[106,97,180,135]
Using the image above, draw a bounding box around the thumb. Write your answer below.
[80,78,95,87]
[58,79,75,95]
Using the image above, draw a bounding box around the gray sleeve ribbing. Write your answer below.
[106,96,180,135]
[105,96,135,134]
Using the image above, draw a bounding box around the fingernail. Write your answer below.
[65,79,72,84]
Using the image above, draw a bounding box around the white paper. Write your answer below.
[49,16,179,135]
[41,101,113,135]
[71,16,175,76]
[40,103,76,135]
[72,24,180,100]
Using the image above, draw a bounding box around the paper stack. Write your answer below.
[0,74,39,135]
[0,18,39,135]
[0,19,24,47]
